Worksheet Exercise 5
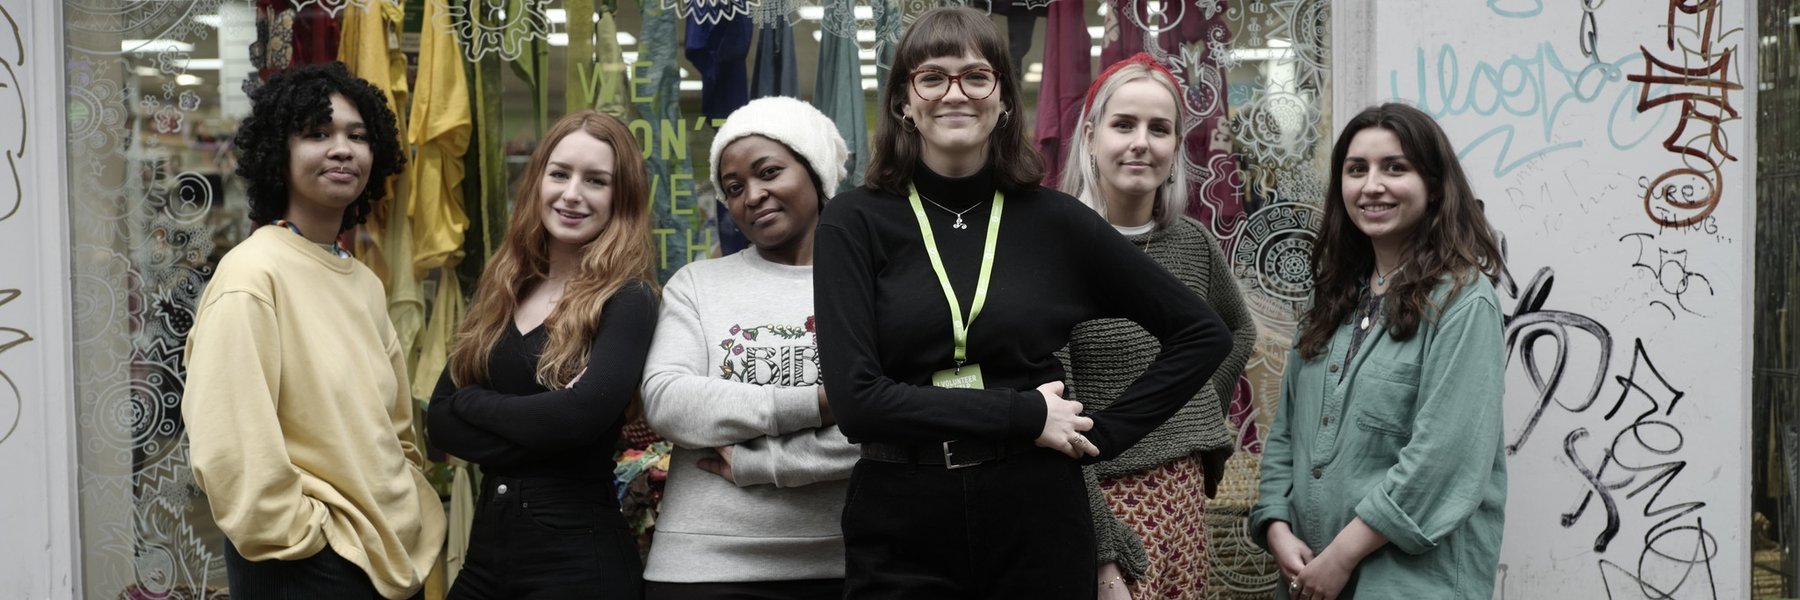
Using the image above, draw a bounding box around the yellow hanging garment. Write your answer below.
[338,0,410,285]
[409,0,473,278]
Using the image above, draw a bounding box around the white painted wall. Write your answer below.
[0,0,78,598]
[1341,1,1756,598]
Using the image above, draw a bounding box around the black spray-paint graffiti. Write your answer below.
[0,2,26,447]
[1489,222,1716,598]
[1562,339,1718,598]
[0,289,28,446]
[1620,232,1716,319]
[1493,242,1614,456]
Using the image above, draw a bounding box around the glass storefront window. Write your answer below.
[59,1,1331,597]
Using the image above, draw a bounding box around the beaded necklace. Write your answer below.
[272,219,350,259]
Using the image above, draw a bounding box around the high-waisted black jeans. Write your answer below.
[449,475,644,600]
[841,448,1097,599]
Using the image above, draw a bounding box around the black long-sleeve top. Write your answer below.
[427,281,658,494]
[814,164,1233,462]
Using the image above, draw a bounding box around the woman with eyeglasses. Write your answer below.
[813,8,1235,598]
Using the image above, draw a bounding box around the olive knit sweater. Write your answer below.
[1062,215,1259,579]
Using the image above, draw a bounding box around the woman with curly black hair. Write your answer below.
[182,62,445,600]
[233,62,406,236]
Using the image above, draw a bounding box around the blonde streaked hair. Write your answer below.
[1058,62,1191,230]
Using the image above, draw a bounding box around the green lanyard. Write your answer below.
[907,185,1004,368]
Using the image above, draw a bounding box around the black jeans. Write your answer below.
[841,448,1096,599]
[644,578,844,600]
[223,539,416,600]
[449,475,644,600]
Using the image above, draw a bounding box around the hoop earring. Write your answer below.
[998,110,1012,128]
[901,115,917,133]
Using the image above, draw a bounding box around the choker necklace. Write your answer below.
[918,193,981,230]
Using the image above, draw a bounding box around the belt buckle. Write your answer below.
[942,440,979,469]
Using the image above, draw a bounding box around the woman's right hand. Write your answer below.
[1266,520,1315,584]
[1034,381,1098,459]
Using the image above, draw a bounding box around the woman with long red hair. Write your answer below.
[427,110,658,599]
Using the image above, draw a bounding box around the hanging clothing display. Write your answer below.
[814,0,867,194]
[251,0,338,83]
[750,18,799,99]
[1033,0,1092,187]
[684,6,753,119]
[408,0,474,281]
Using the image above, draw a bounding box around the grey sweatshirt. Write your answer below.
[640,248,859,583]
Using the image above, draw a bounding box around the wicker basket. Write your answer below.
[1205,452,1283,600]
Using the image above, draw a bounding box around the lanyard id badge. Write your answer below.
[907,184,1003,390]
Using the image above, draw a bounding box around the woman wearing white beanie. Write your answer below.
[639,96,856,600]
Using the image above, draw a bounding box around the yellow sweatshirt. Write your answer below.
[183,225,446,599]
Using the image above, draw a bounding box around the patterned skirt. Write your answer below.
[1100,454,1210,599]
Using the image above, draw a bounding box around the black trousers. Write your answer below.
[841,448,1096,599]
[644,578,844,600]
[224,539,416,600]
[449,475,644,600]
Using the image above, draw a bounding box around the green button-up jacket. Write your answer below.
[1251,275,1508,599]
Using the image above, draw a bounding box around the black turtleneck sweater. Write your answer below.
[814,164,1233,462]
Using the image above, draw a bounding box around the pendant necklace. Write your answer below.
[919,193,980,230]
[1357,288,1384,331]
[1374,263,1404,287]
[1362,263,1404,330]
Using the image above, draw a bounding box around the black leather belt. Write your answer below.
[861,440,1010,469]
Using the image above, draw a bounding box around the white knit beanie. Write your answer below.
[709,96,851,199]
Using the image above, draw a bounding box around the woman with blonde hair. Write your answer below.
[1059,52,1259,599]
[427,109,659,599]
[814,8,1234,598]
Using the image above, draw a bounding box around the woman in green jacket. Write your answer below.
[1250,103,1508,600]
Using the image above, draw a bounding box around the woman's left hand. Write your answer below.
[1290,551,1353,600]
[697,445,737,483]
[1290,517,1385,600]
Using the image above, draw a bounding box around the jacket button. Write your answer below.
[497,484,509,495]
[1312,467,1323,479]
[1323,416,1331,426]
[1328,364,1340,373]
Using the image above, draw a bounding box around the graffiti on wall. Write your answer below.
[1384,1,1744,597]
[1493,242,1721,598]
[1624,0,1743,228]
